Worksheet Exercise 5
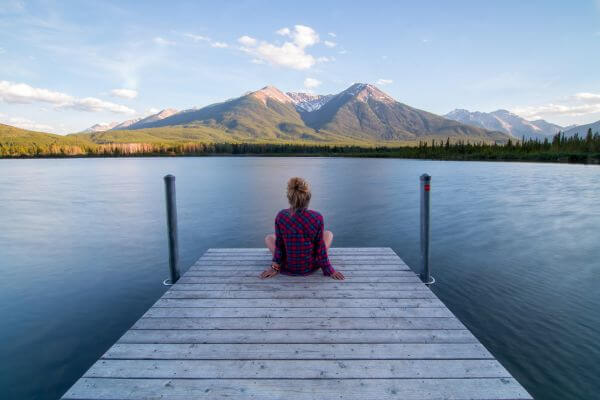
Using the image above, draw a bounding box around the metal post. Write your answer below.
[419,174,433,285]
[164,174,180,285]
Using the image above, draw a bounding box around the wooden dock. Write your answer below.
[62,247,532,399]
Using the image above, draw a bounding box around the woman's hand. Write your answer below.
[330,271,345,280]
[260,264,279,279]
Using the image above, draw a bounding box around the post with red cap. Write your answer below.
[164,174,181,285]
[420,174,433,285]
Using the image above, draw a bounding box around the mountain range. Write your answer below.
[79,83,509,143]
[444,109,563,139]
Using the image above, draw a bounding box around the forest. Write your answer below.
[1,129,599,164]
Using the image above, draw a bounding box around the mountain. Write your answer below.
[77,83,510,143]
[444,109,562,139]
[562,120,600,137]
[287,92,334,112]
[113,117,142,130]
[124,109,178,129]
[83,122,119,133]
[299,83,507,141]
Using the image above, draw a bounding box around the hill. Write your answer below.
[563,119,600,138]
[444,109,562,139]
[0,123,94,156]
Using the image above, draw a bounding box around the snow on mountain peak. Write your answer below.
[251,86,294,105]
[287,92,334,112]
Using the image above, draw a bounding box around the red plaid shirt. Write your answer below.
[272,208,335,276]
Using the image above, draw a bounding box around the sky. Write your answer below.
[1,0,599,134]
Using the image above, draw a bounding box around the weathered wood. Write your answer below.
[117,329,479,344]
[180,274,420,282]
[85,359,510,379]
[154,297,445,307]
[143,306,453,318]
[62,378,532,400]
[169,282,429,291]
[62,247,532,400]
[183,270,417,277]
[162,289,438,298]
[103,343,492,360]
[206,247,394,253]
[132,317,466,330]
[193,261,410,267]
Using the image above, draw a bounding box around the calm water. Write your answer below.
[0,157,599,399]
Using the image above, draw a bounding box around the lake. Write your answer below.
[0,157,598,399]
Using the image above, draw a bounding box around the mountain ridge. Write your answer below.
[444,108,562,139]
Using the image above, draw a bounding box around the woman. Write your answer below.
[260,177,345,280]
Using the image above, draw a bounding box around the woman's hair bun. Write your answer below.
[286,177,311,211]
[288,177,309,193]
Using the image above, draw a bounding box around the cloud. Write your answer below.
[211,41,228,48]
[0,115,55,132]
[110,88,138,99]
[512,92,600,119]
[338,49,348,55]
[238,35,257,46]
[0,81,135,114]
[0,47,5,54]
[304,78,322,89]
[328,32,336,37]
[153,37,175,46]
[376,79,393,85]
[0,80,73,104]
[316,56,333,63]
[184,33,210,42]
[62,97,136,114]
[238,25,321,70]
[323,40,336,48]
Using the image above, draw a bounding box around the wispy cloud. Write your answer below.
[376,79,393,85]
[0,81,135,114]
[328,32,336,38]
[512,92,600,119]
[238,25,323,70]
[184,33,210,42]
[110,88,138,99]
[153,36,175,46]
[304,77,322,89]
[323,40,336,48]
[211,41,228,48]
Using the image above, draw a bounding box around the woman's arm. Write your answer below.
[313,219,335,276]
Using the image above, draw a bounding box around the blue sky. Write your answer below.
[1,0,599,133]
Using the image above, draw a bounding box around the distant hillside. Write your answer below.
[563,120,600,137]
[444,109,562,139]
[0,123,93,156]
[86,84,509,144]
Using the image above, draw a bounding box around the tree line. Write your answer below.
[1,128,599,163]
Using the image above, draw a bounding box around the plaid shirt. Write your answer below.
[272,208,335,276]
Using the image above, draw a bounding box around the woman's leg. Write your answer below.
[265,234,276,255]
[324,230,333,250]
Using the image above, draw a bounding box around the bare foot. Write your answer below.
[330,271,345,280]
[260,267,279,279]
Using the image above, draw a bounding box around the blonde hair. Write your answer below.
[287,177,311,212]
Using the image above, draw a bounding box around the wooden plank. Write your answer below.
[183,270,417,277]
[178,275,422,283]
[143,307,453,318]
[132,317,466,330]
[154,297,445,307]
[85,359,510,379]
[62,378,532,400]
[169,282,429,291]
[117,329,479,344]
[193,261,409,267]
[199,254,400,262]
[206,247,395,253]
[102,343,492,360]
[163,289,436,298]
